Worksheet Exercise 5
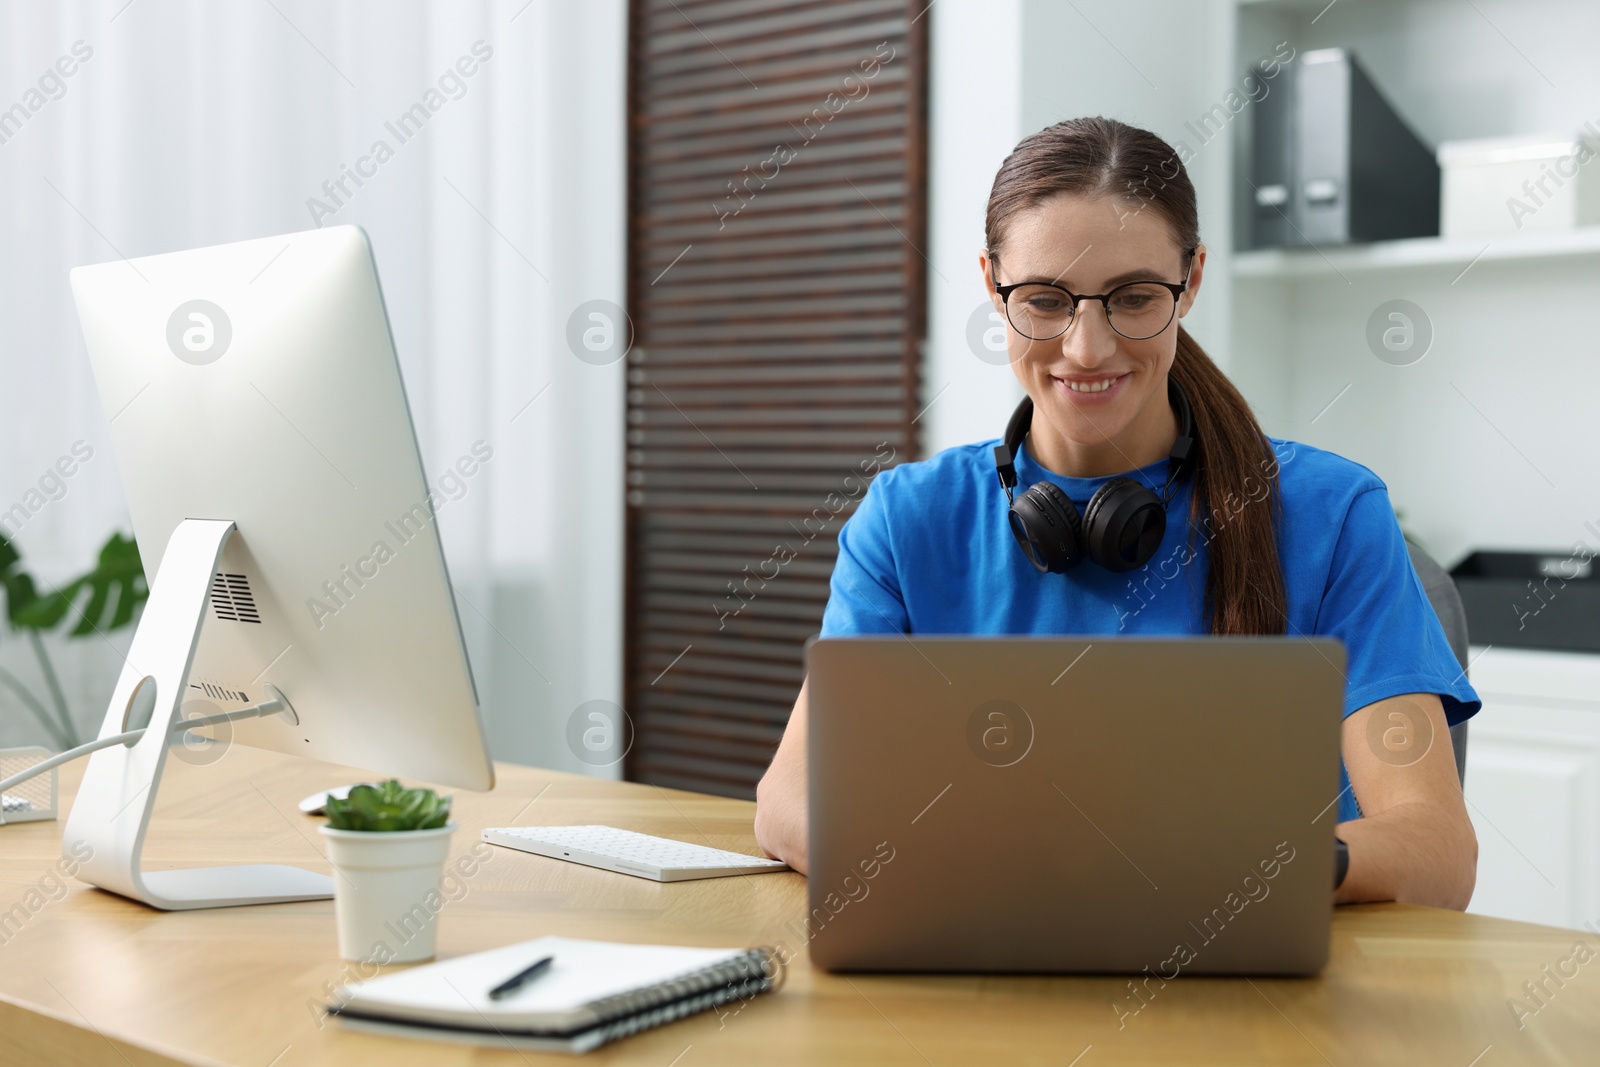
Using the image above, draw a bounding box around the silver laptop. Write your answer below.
[805,636,1345,975]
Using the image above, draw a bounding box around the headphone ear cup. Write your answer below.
[1008,482,1085,573]
[1082,477,1167,573]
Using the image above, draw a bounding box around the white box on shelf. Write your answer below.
[1438,130,1600,238]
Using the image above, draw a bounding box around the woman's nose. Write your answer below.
[1058,299,1120,364]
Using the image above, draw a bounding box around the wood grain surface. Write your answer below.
[0,745,1596,1066]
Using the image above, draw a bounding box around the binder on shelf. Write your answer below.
[1248,48,1439,249]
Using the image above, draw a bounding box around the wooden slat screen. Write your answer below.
[624,0,927,797]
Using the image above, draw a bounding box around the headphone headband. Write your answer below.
[993,378,1196,498]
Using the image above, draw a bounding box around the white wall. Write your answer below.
[920,0,1024,456]
[0,0,625,776]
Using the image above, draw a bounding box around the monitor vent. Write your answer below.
[210,572,262,624]
[189,681,248,702]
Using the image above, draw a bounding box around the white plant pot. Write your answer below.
[320,822,455,963]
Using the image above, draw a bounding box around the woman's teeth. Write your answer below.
[1065,377,1117,393]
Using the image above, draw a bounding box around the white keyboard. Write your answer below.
[483,824,790,882]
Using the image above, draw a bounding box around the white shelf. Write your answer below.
[1232,226,1600,279]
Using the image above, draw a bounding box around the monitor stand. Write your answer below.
[63,518,335,910]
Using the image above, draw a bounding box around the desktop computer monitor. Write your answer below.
[63,225,494,910]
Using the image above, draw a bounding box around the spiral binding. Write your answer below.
[580,946,782,1041]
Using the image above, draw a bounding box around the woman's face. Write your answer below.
[980,193,1205,466]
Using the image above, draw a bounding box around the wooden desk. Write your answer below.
[1,747,1595,1066]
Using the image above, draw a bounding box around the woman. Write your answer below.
[754,116,1480,910]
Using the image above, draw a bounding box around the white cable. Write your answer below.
[0,692,293,795]
[176,692,286,733]
[0,731,145,794]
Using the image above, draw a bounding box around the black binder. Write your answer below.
[1248,48,1439,249]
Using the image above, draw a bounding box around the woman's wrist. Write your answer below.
[754,772,809,873]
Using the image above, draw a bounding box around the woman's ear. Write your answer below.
[978,249,1004,312]
[1177,243,1206,319]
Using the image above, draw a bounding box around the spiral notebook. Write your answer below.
[327,936,781,1053]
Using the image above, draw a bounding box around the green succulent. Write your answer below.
[324,779,452,832]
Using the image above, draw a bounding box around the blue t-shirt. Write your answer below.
[818,436,1480,824]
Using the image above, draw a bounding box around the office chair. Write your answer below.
[1406,542,1470,785]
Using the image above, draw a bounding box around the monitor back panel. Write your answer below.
[70,226,493,790]
[805,637,1345,975]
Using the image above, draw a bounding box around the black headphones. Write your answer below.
[993,379,1196,574]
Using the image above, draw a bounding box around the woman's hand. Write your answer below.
[754,679,810,874]
[1335,692,1477,909]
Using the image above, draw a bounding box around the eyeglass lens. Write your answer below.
[1005,282,1178,341]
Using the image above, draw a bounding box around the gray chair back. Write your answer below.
[1406,542,1469,785]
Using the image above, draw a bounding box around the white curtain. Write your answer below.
[0,0,625,775]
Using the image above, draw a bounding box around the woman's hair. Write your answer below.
[984,116,1287,636]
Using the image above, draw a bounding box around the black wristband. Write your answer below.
[1333,836,1349,890]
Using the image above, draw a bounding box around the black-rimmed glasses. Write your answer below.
[991,251,1195,341]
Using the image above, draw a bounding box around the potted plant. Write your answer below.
[320,779,456,963]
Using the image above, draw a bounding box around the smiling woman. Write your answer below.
[755,116,1482,915]
[977,119,1287,635]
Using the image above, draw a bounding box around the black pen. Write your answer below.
[488,955,555,1000]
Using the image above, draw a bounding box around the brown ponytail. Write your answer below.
[985,116,1287,636]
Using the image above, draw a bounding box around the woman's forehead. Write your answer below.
[999,194,1182,283]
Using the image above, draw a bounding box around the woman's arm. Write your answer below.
[1335,692,1476,909]
[754,679,809,873]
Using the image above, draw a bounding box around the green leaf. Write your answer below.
[15,532,147,636]
[324,779,452,832]
[4,571,39,628]
[0,532,40,627]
